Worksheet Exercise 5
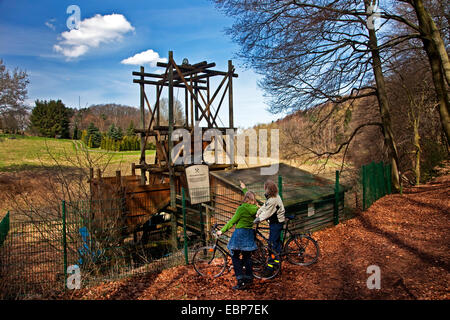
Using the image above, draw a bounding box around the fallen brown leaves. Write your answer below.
[60,174,450,300]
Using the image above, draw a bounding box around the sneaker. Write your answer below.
[232,280,247,290]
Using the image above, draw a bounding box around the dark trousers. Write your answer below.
[231,250,253,281]
[269,223,283,254]
[268,223,283,264]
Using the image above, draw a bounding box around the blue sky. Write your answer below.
[0,0,284,128]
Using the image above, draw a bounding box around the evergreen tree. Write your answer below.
[86,122,101,148]
[126,120,135,136]
[117,126,124,141]
[72,123,79,140]
[30,99,72,138]
[107,124,117,139]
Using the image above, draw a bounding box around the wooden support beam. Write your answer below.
[132,70,207,83]
[168,51,176,211]
[171,59,215,128]
[135,126,235,134]
[198,74,228,123]
[190,77,194,128]
[213,81,230,125]
[156,60,211,70]
[133,79,207,90]
[228,60,234,129]
[184,86,189,127]
[141,64,169,157]
[156,85,160,126]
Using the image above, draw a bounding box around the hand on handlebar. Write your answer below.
[216,230,222,236]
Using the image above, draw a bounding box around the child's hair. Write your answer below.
[242,191,257,205]
[264,180,278,198]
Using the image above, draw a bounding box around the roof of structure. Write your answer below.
[210,163,346,206]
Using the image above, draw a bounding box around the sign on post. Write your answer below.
[185,165,210,204]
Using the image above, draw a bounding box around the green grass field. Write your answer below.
[0,134,155,174]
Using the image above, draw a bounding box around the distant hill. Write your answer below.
[72,103,148,133]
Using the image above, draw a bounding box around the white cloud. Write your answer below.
[120,49,167,67]
[45,20,56,30]
[53,13,134,59]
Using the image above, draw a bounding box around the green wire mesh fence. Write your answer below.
[0,212,9,247]
[361,161,392,211]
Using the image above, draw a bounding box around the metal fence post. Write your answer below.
[278,175,283,200]
[370,161,375,207]
[62,200,68,289]
[182,188,188,265]
[334,170,340,225]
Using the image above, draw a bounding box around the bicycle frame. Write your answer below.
[254,216,302,257]
[205,225,232,263]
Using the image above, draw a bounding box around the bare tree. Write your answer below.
[158,97,185,126]
[0,59,30,133]
[213,0,404,189]
[367,0,450,144]
[386,50,441,185]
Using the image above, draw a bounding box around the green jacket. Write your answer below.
[220,188,258,233]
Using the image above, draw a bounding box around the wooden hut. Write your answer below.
[208,163,347,233]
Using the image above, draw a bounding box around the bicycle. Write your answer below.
[191,223,234,278]
[192,216,319,280]
[251,214,320,279]
[192,223,280,280]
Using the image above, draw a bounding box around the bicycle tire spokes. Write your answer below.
[285,235,319,266]
[251,242,281,280]
[193,246,227,278]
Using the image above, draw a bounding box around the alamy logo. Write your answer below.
[66,5,81,30]
[366,265,381,289]
[366,2,381,30]
[170,122,280,175]
[67,264,81,289]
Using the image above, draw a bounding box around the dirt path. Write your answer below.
[62,175,450,300]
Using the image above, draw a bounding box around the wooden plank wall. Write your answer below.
[89,170,171,234]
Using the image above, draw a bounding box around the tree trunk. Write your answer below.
[413,118,421,186]
[413,0,450,145]
[365,1,401,192]
[413,0,450,87]
[422,37,450,145]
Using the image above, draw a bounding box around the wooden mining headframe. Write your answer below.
[133,51,239,248]
[91,51,239,250]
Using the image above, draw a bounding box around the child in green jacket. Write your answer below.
[217,185,258,290]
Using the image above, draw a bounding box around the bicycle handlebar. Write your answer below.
[210,223,225,239]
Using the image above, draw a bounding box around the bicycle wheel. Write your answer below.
[192,246,227,278]
[285,234,320,266]
[251,240,281,280]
